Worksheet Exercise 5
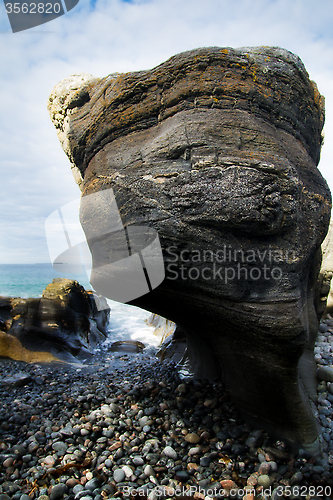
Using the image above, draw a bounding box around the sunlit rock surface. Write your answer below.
[48,47,331,452]
[146,313,176,344]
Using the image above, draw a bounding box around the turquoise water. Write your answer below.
[0,263,91,298]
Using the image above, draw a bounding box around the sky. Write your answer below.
[0,0,333,263]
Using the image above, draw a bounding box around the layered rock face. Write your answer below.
[0,279,110,362]
[48,47,331,452]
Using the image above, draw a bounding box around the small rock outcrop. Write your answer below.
[319,220,333,317]
[0,279,110,363]
[48,47,331,452]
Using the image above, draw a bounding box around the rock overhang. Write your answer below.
[47,46,332,453]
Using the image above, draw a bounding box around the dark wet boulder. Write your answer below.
[48,47,331,452]
[109,340,145,353]
[0,279,110,363]
[0,297,12,329]
[0,372,32,388]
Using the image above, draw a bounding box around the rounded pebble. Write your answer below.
[132,456,144,465]
[73,485,84,495]
[3,458,14,468]
[162,446,177,459]
[257,474,272,488]
[122,465,133,478]
[317,366,333,382]
[49,483,68,500]
[52,442,67,454]
[184,432,200,444]
[258,462,270,475]
[144,465,155,476]
[113,469,125,483]
[85,478,100,491]
[175,470,190,481]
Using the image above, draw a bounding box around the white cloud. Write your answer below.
[0,0,333,262]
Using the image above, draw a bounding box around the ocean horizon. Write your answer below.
[0,262,91,299]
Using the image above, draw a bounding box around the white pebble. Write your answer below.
[163,446,177,460]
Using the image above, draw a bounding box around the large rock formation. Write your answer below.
[0,279,110,363]
[48,47,331,452]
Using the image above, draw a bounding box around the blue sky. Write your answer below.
[0,0,333,263]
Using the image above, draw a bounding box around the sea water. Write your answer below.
[0,263,159,347]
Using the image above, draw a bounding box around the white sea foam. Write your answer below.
[104,300,163,349]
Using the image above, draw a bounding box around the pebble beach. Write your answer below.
[1,318,333,500]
